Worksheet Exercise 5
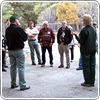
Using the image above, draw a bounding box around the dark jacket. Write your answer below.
[5,24,27,50]
[75,26,96,54]
[57,26,72,45]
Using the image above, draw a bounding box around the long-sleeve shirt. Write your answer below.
[75,26,96,54]
[38,27,55,46]
[25,27,39,40]
[6,24,27,50]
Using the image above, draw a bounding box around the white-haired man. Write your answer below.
[57,20,72,69]
[38,21,55,67]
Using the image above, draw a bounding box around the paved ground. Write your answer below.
[1,41,99,99]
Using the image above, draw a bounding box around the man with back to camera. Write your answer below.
[5,15,30,91]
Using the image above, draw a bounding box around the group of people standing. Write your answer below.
[3,14,98,91]
[25,20,72,68]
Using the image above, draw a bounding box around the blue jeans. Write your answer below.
[79,53,82,68]
[8,49,26,89]
[28,40,41,63]
[42,46,53,64]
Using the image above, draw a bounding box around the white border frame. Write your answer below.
[0,0,99,100]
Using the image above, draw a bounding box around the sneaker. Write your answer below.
[32,62,36,65]
[41,64,45,67]
[81,82,90,87]
[50,64,53,67]
[58,65,64,68]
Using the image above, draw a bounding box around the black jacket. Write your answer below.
[57,26,72,45]
[6,24,27,50]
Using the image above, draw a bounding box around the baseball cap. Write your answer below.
[93,22,97,25]
[10,15,20,21]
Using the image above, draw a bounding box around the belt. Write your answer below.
[28,39,36,41]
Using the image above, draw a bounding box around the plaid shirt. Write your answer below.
[38,27,55,46]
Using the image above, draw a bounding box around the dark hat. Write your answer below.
[10,15,20,21]
[93,22,97,25]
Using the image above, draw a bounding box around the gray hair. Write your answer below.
[62,20,67,24]
[82,14,92,26]
[42,21,48,25]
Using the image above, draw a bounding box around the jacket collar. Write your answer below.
[10,24,17,26]
[61,26,69,30]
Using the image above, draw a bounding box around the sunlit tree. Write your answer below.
[56,2,80,24]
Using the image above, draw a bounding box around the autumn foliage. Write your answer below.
[56,2,80,23]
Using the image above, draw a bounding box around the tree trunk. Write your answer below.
[76,23,79,32]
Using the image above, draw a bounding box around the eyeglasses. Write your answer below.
[62,23,65,24]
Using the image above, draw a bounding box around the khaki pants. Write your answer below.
[58,43,70,67]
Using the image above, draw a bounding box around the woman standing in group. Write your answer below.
[72,14,97,87]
